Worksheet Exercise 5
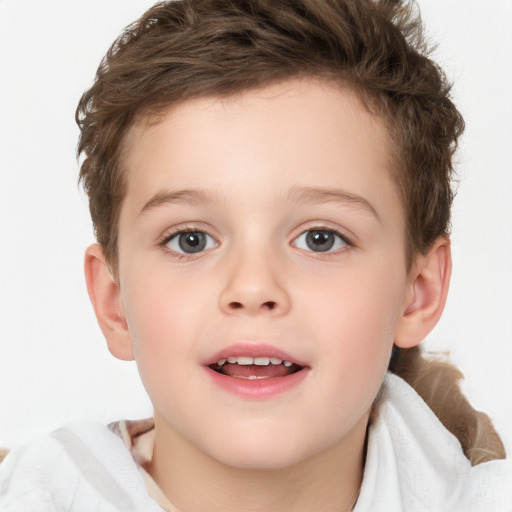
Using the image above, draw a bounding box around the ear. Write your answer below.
[84,244,134,361]
[395,236,452,348]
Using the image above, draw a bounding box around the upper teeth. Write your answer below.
[217,356,293,367]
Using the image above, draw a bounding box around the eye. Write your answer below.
[293,229,348,253]
[165,230,217,254]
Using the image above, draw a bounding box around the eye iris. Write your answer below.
[178,232,206,253]
[306,230,335,252]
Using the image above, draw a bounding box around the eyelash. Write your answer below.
[292,226,353,257]
[158,226,216,261]
[158,225,354,260]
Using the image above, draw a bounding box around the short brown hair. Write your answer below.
[76,0,464,271]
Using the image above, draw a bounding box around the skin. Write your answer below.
[86,78,451,511]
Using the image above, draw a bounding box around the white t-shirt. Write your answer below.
[1,373,510,512]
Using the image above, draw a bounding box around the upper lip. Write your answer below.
[204,343,308,368]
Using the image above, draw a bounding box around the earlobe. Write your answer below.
[395,237,452,348]
[84,244,134,361]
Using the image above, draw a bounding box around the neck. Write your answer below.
[148,413,368,512]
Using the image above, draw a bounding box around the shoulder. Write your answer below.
[354,373,512,512]
[0,421,162,512]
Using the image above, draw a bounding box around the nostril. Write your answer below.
[227,300,277,311]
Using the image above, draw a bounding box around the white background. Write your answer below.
[0,0,511,456]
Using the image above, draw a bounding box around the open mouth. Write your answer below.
[208,356,303,380]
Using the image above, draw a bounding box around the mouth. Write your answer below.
[208,356,303,380]
[204,345,308,398]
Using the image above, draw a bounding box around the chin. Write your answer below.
[213,445,307,471]
[201,425,319,471]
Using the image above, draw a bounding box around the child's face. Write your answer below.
[115,78,412,469]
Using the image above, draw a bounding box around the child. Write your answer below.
[1,0,510,510]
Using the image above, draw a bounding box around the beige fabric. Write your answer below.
[0,447,9,464]
[111,419,178,512]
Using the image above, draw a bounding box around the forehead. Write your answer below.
[120,78,400,220]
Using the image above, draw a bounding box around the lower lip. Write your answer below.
[204,367,309,399]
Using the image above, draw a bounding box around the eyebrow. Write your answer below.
[287,185,380,221]
[139,188,221,215]
[139,185,380,221]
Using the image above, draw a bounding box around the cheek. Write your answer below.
[119,271,206,415]
[299,259,405,334]
[120,263,205,367]
[297,274,404,436]
[296,260,407,381]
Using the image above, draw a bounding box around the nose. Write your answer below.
[218,247,291,317]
